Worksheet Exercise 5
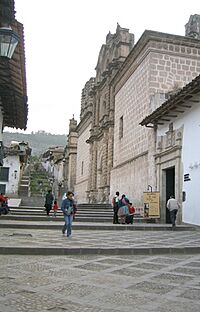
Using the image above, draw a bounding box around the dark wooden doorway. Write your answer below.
[165,167,175,223]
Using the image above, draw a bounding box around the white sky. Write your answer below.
[5,0,200,135]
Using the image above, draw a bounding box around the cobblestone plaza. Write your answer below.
[0,253,200,311]
[0,225,200,311]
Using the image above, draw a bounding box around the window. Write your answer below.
[81,161,84,175]
[0,184,6,193]
[0,167,9,182]
[119,116,123,139]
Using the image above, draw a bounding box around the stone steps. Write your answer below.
[9,200,114,223]
[6,198,165,224]
[1,215,112,222]
[0,218,196,231]
[10,208,112,217]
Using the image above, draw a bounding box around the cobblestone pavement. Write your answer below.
[0,253,200,311]
[0,228,200,251]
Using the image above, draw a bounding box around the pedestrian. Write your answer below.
[112,191,120,224]
[118,194,130,224]
[0,193,9,215]
[61,191,76,238]
[44,190,54,216]
[62,192,67,200]
[53,200,59,217]
[126,202,135,224]
[72,194,77,221]
[166,195,180,229]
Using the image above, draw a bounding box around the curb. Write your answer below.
[0,246,200,256]
[0,223,197,231]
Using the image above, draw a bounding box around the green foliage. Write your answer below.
[3,131,67,156]
[29,158,51,195]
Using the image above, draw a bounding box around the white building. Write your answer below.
[140,74,200,226]
[0,141,31,196]
[42,146,65,198]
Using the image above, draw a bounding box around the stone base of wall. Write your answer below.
[74,180,88,203]
[110,153,148,207]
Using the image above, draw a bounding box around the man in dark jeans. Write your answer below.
[61,191,76,237]
[112,191,120,224]
[167,195,180,229]
[44,190,54,216]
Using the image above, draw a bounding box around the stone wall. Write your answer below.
[110,152,148,206]
[74,122,91,202]
[111,33,200,208]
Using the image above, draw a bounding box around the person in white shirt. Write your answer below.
[112,191,120,224]
[167,195,180,229]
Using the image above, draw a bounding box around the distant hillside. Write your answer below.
[3,131,67,156]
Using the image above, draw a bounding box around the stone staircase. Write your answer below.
[18,175,30,196]
[4,199,113,223]
[18,167,30,197]
[1,196,198,232]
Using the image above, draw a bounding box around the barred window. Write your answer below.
[81,161,84,175]
[0,184,6,193]
[119,116,123,139]
[0,167,9,182]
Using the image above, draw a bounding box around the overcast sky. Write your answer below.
[5,0,200,135]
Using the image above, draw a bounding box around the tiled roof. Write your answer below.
[0,1,28,129]
[140,74,200,127]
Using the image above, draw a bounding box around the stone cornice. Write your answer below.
[76,111,92,135]
[154,145,182,160]
[112,151,148,170]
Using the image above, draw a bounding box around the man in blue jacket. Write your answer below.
[61,191,75,237]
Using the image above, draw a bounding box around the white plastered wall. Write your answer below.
[157,102,200,226]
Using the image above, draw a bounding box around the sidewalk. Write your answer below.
[0,222,200,255]
[0,221,200,311]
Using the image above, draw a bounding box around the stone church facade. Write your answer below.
[74,15,200,222]
[63,117,78,193]
[75,24,134,203]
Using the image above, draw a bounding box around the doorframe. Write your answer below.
[156,146,182,223]
[165,167,175,223]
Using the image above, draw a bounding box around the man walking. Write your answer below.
[61,191,76,238]
[167,195,180,229]
[44,190,54,216]
[112,191,120,224]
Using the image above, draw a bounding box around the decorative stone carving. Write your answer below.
[156,125,183,153]
[185,14,200,39]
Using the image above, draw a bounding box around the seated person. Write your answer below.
[0,193,8,204]
[126,202,135,224]
[128,202,135,214]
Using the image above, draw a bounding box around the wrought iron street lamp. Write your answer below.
[0,26,19,59]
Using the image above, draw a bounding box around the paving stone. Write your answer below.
[49,282,100,298]
[170,267,200,275]
[0,254,200,311]
[0,222,200,311]
[130,262,164,270]
[179,288,200,300]
[145,256,184,264]
[112,267,148,278]
[153,300,200,312]
[152,273,193,284]
[95,258,133,265]
[128,281,174,294]
[96,290,154,307]
[184,261,200,267]
[74,262,112,271]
